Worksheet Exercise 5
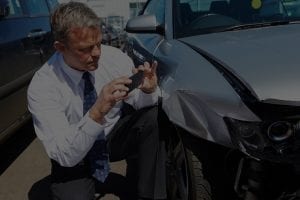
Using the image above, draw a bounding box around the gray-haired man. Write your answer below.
[27,2,166,200]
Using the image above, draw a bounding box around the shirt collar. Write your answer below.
[58,53,95,86]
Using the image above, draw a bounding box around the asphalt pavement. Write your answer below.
[0,121,130,200]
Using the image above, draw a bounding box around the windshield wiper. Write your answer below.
[224,20,290,31]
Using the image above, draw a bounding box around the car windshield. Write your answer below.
[174,0,300,38]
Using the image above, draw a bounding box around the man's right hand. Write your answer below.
[89,76,132,124]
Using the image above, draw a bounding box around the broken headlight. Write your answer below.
[224,117,300,163]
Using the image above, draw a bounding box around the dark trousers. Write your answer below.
[50,105,166,200]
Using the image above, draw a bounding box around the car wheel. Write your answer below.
[166,130,212,200]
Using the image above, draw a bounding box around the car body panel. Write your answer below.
[180,24,300,105]
[155,39,259,146]
[0,16,52,86]
[0,0,57,143]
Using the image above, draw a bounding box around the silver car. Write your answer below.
[125,0,300,199]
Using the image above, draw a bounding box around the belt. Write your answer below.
[50,159,91,183]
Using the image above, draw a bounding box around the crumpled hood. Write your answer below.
[180,24,300,105]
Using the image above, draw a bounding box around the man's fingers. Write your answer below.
[102,90,127,105]
[144,61,150,69]
[132,68,138,74]
[108,77,131,92]
[143,60,157,74]
[101,77,131,98]
[151,60,158,73]
[132,60,158,75]
[137,64,144,71]
[111,76,131,85]
[113,90,128,101]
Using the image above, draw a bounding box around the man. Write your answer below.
[27,2,166,200]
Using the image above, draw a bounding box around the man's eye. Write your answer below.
[78,43,101,53]
[79,47,92,53]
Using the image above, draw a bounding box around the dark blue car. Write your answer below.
[0,0,58,143]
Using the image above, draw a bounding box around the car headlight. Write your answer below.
[224,117,300,163]
[267,121,294,142]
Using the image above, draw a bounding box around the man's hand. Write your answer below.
[89,76,131,123]
[133,60,158,94]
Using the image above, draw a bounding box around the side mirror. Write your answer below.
[125,14,164,35]
[0,0,9,18]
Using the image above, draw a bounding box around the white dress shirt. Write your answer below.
[27,45,160,167]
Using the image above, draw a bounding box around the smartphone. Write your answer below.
[126,70,144,93]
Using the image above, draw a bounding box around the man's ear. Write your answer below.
[54,41,65,53]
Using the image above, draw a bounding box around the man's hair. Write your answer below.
[50,2,101,42]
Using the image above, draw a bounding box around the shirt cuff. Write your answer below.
[78,113,112,138]
[138,87,161,104]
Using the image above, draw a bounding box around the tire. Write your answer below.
[166,129,212,200]
[185,148,212,200]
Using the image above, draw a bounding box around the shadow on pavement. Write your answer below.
[0,120,36,175]
[28,172,136,200]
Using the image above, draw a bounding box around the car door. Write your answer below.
[0,0,56,142]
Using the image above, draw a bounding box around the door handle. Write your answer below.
[27,29,47,38]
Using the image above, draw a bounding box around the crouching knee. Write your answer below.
[51,178,95,200]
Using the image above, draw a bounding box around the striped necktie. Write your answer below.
[82,72,110,182]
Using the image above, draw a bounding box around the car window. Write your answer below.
[143,0,165,25]
[174,0,300,38]
[3,0,23,17]
[25,0,49,16]
[283,0,300,16]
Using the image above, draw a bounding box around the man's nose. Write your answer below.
[91,45,100,57]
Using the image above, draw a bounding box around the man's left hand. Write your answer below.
[133,60,158,94]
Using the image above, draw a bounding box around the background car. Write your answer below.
[125,0,300,199]
[0,0,58,143]
[101,23,123,48]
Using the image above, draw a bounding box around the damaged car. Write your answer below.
[125,0,300,199]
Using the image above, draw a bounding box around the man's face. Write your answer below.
[57,26,102,71]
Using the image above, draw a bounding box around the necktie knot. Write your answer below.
[82,71,90,80]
